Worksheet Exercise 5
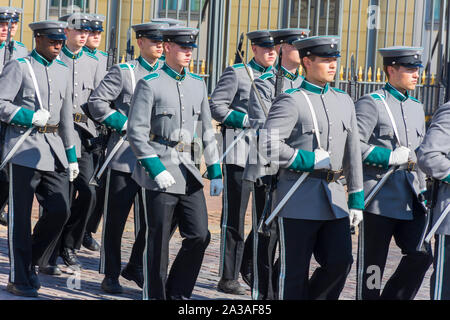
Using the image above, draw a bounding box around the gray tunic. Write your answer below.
[128,63,221,195]
[260,80,364,220]
[417,103,450,235]
[355,82,427,220]
[0,50,76,171]
[0,40,29,73]
[83,46,108,80]
[88,57,161,173]
[209,59,273,167]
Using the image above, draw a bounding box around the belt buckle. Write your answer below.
[407,161,416,172]
[74,113,82,122]
[326,170,334,183]
[38,125,46,133]
[175,142,184,152]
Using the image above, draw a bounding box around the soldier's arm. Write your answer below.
[60,70,78,164]
[418,104,450,182]
[355,94,391,169]
[248,76,272,129]
[342,97,365,210]
[88,64,127,133]
[128,76,166,180]
[209,66,247,129]
[0,59,34,128]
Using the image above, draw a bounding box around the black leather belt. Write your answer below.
[73,113,88,123]
[37,124,59,133]
[149,134,193,152]
[308,169,344,183]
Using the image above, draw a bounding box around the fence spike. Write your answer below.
[376,68,381,82]
[422,71,426,84]
[367,67,372,82]
[340,66,344,81]
[431,73,435,85]
[299,65,303,76]
[190,59,194,73]
[358,66,363,82]
[120,55,125,63]
[201,59,206,75]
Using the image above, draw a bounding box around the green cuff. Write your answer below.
[363,146,391,170]
[139,157,166,179]
[348,190,365,210]
[65,146,77,163]
[11,107,34,128]
[224,110,246,129]
[103,111,128,132]
[288,149,315,172]
[444,174,450,184]
[207,163,222,180]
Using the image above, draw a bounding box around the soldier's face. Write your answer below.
[388,65,420,91]
[35,36,63,61]
[0,22,9,42]
[303,56,337,83]
[252,45,277,67]
[138,38,164,60]
[164,42,193,68]
[279,44,300,66]
[65,28,89,47]
[86,31,102,49]
[10,22,18,37]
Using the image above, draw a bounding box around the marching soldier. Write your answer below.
[45,13,101,271]
[417,103,450,300]
[151,18,185,63]
[128,27,223,300]
[260,36,364,300]
[355,47,433,300]
[209,30,276,295]
[88,22,167,294]
[0,20,79,297]
[244,28,309,300]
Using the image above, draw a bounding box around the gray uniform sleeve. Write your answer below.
[0,60,25,123]
[59,73,77,151]
[248,77,272,129]
[354,95,380,158]
[209,66,239,123]
[418,104,450,180]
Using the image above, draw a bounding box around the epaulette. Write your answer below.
[232,63,244,69]
[370,93,386,101]
[259,72,274,81]
[143,73,159,81]
[285,88,300,94]
[119,63,135,70]
[188,73,203,81]
[409,96,421,104]
[332,87,347,94]
[55,59,68,67]
[85,51,99,61]
[16,58,26,63]
[14,40,26,48]
[98,50,108,57]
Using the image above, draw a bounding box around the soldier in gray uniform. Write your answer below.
[417,103,450,300]
[260,36,364,300]
[243,28,309,300]
[128,27,224,300]
[0,20,79,297]
[88,22,167,294]
[151,18,185,63]
[355,47,432,300]
[48,13,101,270]
[209,30,276,295]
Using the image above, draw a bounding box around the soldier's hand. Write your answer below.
[389,146,410,166]
[313,148,331,170]
[210,178,223,196]
[32,109,50,127]
[154,170,176,189]
[69,162,79,182]
[120,120,128,134]
[349,209,363,228]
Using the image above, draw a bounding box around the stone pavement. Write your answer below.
[0,183,434,300]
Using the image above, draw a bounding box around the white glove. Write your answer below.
[242,114,250,128]
[313,148,331,170]
[121,120,127,133]
[31,109,50,127]
[388,146,411,166]
[69,162,79,182]
[210,179,223,196]
[349,209,363,228]
[154,170,176,189]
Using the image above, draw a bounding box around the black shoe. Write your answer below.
[39,264,62,276]
[240,261,253,289]
[121,263,143,289]
[82,232,100,252]
[60,248,82,268]
[101,277,123,294]
[167,294,190,300]
[29,266,40,290]
[6,282,38,297]
[217,279,246,295]
[0,211,7,226]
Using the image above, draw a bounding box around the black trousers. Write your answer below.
[142,172,210,300]
[85,149,106,234]
[356,204,433,300]
[430,234,450,300]
[8,163,70,286]
[278,217,353,300]
[0,168,8,213]
[99,169,146,278]
[219,164,250,280]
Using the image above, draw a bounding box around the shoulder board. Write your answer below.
[284,88,300,94]
[188,72,203,81]
[332,87,347,94]
[16,58,26,64]
[119,63,135,70]
[409,96,421,103]
[259,72,274,80]
[14,41,26,48]
[370,93,385,101]
[232,63,244,69]
[143,73,160,82]
[98,50,108,57]
[85,51,99,61]
[55,59,68,67]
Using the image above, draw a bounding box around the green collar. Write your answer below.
[0,42,4,49]
[249,58,272,73]
[162,63,186,81]
[384,82,408,102]
[82,46,97,55]
[62,45,83,60]
[301,79,329,94]
[31,49,53,67]
[138,56,159,73]
[276,66,299,81]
